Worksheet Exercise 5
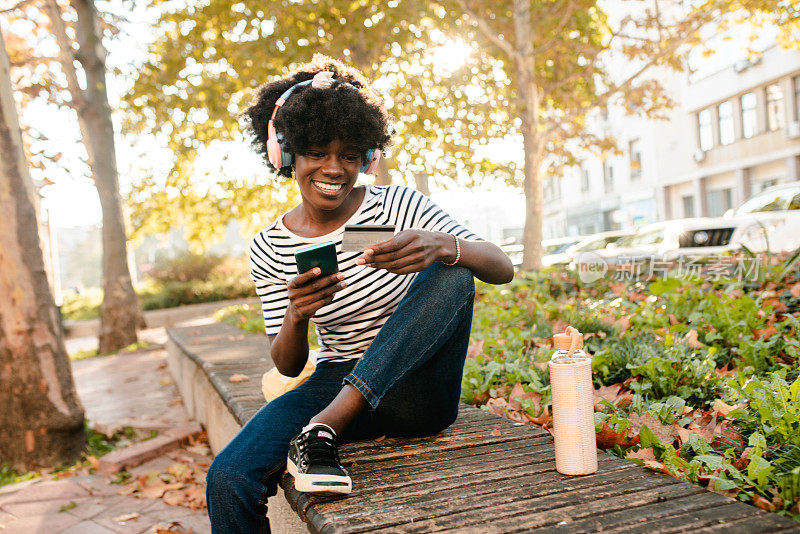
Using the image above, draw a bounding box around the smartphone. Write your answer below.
[341,225,396,252]
[295,241,338,276]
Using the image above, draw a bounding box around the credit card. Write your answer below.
[341,225,396,252]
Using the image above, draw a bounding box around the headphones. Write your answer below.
[266,74,381,175]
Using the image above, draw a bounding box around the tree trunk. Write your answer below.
[514,0,544,270]
[70,0,144,353]
[374,153,392,186]
[0,28,86,470]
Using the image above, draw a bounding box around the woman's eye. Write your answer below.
[343,154,360,162]
[306,152,324,159]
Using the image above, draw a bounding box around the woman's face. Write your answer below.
[293,139,362,213]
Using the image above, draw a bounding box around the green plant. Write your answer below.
[729,370,800,447]
[627,344,721,405]
[0,464,38,487]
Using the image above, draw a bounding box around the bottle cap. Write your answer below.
[553,326,584,352]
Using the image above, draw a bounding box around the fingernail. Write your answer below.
[314,268,321,275]
[337,273,345,280]
[355,258,365,265]
[364,249,373,255]
[339,282,347,288]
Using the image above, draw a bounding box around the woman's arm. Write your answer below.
[357,230,514,285]
[269,268,346,376]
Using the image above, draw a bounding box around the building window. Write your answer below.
[698,109,713,150]
[708,188,733,217]
[718,101,734,145]
[766,83,785,132]
[682,195,695,218]
[629,139,642,179]
[603,161,614,193]
[741,92,757,139]
[795,75,800,121]
[581,167,590,192]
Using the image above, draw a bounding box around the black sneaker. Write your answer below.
[287,423,352,494]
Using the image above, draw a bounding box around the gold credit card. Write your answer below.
[342,225,396,252]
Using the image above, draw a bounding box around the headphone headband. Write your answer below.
[266,72,381,174]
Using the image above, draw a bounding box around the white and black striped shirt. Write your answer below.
[249,184,481,363]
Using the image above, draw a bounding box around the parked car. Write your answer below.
[542,236,584,266]
[543,230,632,267]
[595,218,748,264]
[500,236,583,267]
[723,181,800,253]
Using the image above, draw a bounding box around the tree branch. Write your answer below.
[531,0,580,56]
[545,12,715,138]
[42,0,87,113]
[455,0,518,62]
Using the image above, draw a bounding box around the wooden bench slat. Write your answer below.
[308,463,656,532]
[327,475,688,533]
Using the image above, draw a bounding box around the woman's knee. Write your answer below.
[423,262,475,298]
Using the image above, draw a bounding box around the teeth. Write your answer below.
[313,181,342,193]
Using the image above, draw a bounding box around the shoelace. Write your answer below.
[298,432,341,467]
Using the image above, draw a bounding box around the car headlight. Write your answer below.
[736,220,786,245]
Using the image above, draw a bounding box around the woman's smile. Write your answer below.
[311,180,344,195]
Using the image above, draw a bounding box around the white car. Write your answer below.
[542,236,584,266]
[596,218,747,264]
[723,181,800,253]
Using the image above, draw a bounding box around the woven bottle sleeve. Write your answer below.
[548,357,598,475]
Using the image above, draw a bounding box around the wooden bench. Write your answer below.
[166,323,800,533]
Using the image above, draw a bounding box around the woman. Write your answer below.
[206,54,514,533]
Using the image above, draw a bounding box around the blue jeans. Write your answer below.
[206,263,475,533]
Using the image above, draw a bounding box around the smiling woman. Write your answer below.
[205,54,513,534]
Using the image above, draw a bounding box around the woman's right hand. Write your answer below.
[287,268,346,321]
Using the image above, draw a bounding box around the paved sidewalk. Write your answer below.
[0,337,214,533]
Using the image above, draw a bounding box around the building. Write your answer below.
[543,39,800,238]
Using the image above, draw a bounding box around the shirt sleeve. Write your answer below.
[249,231,289,337]
[409,189,484,241]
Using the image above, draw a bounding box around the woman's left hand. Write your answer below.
[356,229,448,274]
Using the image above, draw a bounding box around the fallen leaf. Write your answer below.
[626,447,657,461]
[791,282,800,299]
[374,435,386,443]
[86,455,99,470]
[628,412,678,446]
[595,421,639,449]
[228,374,250,383]
[754,495,777,512]
[714,399,745,418]
[159,378,173,386]
[683,329,706,349]
[467,339,484,358]
[114,512,140,522]
[490,429,502,437]
[163,489,188,506]
[752,325,778,341]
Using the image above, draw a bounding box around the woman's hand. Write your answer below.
[356,230,449,274]
[287,268,347,322]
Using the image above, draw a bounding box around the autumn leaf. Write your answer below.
[683,329,706,349]
[628,412,678,446]
[490,429,501,437]
[228,374,250,383]
[752,325,778,340]
[625,446,657,461]
[595,421,639,449]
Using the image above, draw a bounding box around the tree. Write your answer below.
[126,1,789,266]
[0,23,86,469]
[122,0,513,252]
[31,0,144,352]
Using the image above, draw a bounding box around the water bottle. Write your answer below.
[548,326,598,475]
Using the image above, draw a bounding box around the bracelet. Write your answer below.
[442,234,461,266]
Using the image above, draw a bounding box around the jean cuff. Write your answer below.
[343,373,380,409]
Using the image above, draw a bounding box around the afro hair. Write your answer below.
[242,54,393,178]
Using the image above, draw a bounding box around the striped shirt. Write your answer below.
[249,184,482,363]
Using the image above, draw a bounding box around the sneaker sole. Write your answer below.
[287,458,352,495]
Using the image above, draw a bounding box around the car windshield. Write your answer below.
[735,186,800,214]
[616,228,665,246]
[572,235,623,252]
[544,241,578,254]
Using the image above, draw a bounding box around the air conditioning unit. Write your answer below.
[785,121,800,140]
[693,148,706,163]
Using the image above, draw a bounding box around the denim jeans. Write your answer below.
[206,262,475,533]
